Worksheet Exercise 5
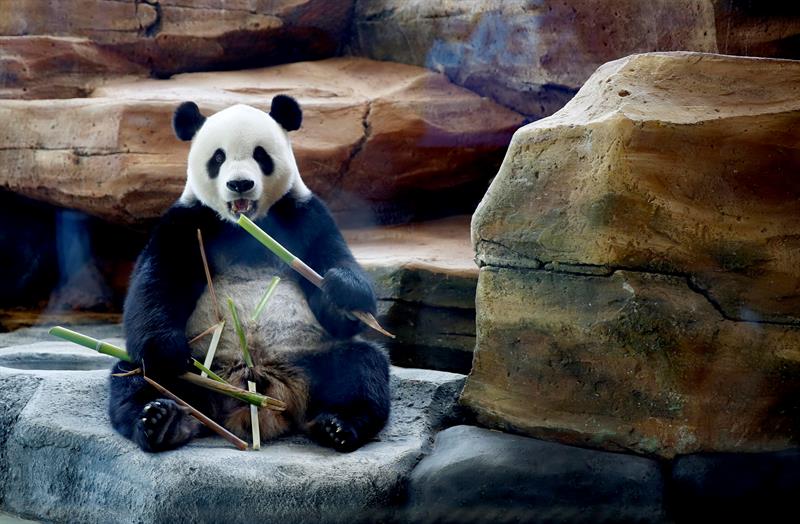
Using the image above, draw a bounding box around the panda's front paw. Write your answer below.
[313,267,376,338]
[308,413,360,452]
[133,399,199,452]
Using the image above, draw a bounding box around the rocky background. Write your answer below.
[1,1,800,523]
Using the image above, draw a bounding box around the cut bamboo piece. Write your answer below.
[248,381,261,450]
[48,326,286,411]
[237,215,395,338]
[200,321,225,379]
[188,323,218,345]
[142,373,248,451]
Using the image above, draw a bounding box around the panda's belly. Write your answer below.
[187,264,328,369]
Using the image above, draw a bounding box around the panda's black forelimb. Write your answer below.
[122,205,219,378]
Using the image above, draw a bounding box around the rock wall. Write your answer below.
[0,58,523,225]
[0,0,353,85]
[349,0,800,119]
[462,52,800,458]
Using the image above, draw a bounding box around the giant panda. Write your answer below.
[108,95,391,453]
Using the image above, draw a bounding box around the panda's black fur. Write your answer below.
[108,96,390,452]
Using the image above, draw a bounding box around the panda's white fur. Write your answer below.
[179,104,310,223]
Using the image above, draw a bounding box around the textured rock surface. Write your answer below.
[0,0,352,78]
[349,0,718,118]
[463,267,800,457]
[349,216,477,373]
[0,36,146,99]
[463,52,800,458]
[407,425,665,522]
[473,52,800,324]
[0,344,465,523]
[0,57,523,224]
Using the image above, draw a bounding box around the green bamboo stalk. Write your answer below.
[252,276,281,321]
[191,358,227,384]
[237,215,294,265]
[49,326,131,362]
[227,297,252,368]
[237,215,396,339]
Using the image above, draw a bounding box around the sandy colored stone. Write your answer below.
[348,216,478,373]
[0,37,146,99]
[0,57,522,224]
[349,0,718,118]
[465,52,800,457]
[462,266,800,458]
[0,0,352,77]
[473,52,800,324]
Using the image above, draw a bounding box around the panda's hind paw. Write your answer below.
[309,413,360,452]
[134,399,199,452]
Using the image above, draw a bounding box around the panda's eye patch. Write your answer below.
[253,146,274,176]
[207,148,225,179]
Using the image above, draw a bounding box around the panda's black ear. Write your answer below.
[173,102,206,141]
[269,95,302,132]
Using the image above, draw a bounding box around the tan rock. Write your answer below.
[0,57,524,223]
[348,216,478,372]
[464,52,800,457]
[473,52,800,324]
[0,37,146,99]
[350,0,718,118]
[0,0,352,76]
[463,266,800,457]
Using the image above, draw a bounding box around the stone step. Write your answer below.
[348,215,477,373]
[0,346,465,524]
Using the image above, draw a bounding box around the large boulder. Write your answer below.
[0,340,466,523]
[0,0,352,79]
[0,57,523,225]
[462,52,800,457]
[349,0,719,119]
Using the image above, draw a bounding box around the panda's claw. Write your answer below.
[310,413,360,452]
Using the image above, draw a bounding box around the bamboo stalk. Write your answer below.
[48,326,286,411]
[237,215,395,338]
[197,228,222,322]
[49,326,132,361]
[227,297,253,368]
[252,276,281,321]
[141,373,248,451]
[180,373,285,411]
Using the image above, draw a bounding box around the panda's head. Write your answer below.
[173,95,309,223]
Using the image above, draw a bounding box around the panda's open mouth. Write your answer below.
[227,199,257,217]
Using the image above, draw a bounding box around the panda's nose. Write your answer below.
[227,179,254,193]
